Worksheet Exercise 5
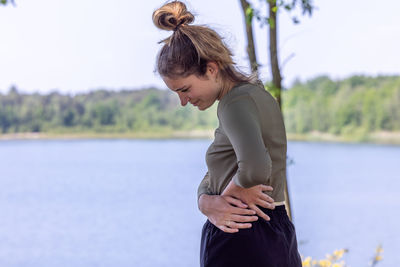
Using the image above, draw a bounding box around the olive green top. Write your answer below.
[197,82,287,202]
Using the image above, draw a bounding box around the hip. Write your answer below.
[200,205,301,267]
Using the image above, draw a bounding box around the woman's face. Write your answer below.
[163,67,221,111]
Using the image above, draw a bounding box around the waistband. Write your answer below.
[274,201,285,206]
[258,204,288,216]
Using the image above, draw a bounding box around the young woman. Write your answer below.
[153,1,302,266]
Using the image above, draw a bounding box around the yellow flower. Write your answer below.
[332,263,342,267]
[312,260,318,266]
[375,255,383,261]
[302,256,312,267]
[333,249,345,260]
[318,259,332,267]
[376,246,384,254]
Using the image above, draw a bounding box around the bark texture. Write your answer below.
[268,0,291,220]
[268,0,282,107]
[239,0,259,75]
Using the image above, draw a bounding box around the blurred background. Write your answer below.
[0,0,399,266]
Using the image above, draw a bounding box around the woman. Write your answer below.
[153,1,302,266]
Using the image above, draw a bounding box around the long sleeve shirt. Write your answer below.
[197,82,287,202]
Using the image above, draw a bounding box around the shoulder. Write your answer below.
[220,82,281,116]
[217,83,264,121]
[218,83,263,111]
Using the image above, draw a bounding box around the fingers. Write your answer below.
[259,185,274,203]
[256,199,275,210]
[219,226,239,233]
[250,204,271,221]
[231,206,257,216]
[260,185,273,192]
[219,225,239,233]
[228,221,252,229]
[259,193,274,204]
[231,214,258,223]
[224,195,248,208]
[223,212,258,231]
[218,219,253,233]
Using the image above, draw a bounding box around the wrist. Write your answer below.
[198,194,213,215]
[224,180,243,197]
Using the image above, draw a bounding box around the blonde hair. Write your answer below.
[152,1,256,90]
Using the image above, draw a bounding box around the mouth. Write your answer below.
[192,100,200,106]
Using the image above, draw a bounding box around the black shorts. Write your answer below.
[200,205,302,267]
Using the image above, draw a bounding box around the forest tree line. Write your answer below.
[0,87,218,134]
[282,75,400,137]
[0,75,399,137]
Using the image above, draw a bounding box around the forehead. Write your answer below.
[163,75,193,91]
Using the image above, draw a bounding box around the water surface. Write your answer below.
[0,140,398,266]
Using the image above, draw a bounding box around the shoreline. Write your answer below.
[286,131,400,145]
[0,130,215,141]
[1,130,400,145]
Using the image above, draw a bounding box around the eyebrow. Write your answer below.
[174,86,187,92]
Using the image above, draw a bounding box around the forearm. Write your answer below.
[197,172,210,201]
[198,194,214,216]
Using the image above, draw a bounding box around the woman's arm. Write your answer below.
[220,95,275,219]
[197,172,211,200]
[220,95,272,188]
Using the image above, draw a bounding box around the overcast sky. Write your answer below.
[1,0,399,94]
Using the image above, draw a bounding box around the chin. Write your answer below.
[197,104,209,111]
[197,101,213,111]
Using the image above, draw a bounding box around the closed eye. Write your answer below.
[179,85,191,93]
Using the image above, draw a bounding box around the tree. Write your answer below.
[0,0,15,6]
[238,0,315,220]
[239,0,259,75]
[240,0,314,106]
[268,0,313,106]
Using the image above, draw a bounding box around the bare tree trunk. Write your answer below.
[268,0,282,107]
[268,0,292,221]
[239,0,258,75]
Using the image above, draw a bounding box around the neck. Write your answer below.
[217,80,237,100]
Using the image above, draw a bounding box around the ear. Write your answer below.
[206,62,219,78]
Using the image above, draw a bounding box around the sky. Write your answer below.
[0,0,399,94]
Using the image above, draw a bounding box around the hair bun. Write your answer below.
[152,1,194,31]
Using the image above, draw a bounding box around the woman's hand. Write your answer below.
[198,194,259,233]
[221,180,275,221]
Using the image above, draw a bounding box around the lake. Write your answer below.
[0,139,399,266]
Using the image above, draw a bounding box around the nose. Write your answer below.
[178,93,190,106]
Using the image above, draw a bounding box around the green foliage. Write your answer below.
[267,17,275,28]
[264,82,281,100]
[245,6,254,25]
[1,75,399,139]
[252,0,314,27]
[0,0,15,6]
[283,75,400,139]
[0,87,218,135]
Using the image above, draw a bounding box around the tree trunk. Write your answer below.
[239,0,258,75]
[268,0,292,221]
[268,0,282,107]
